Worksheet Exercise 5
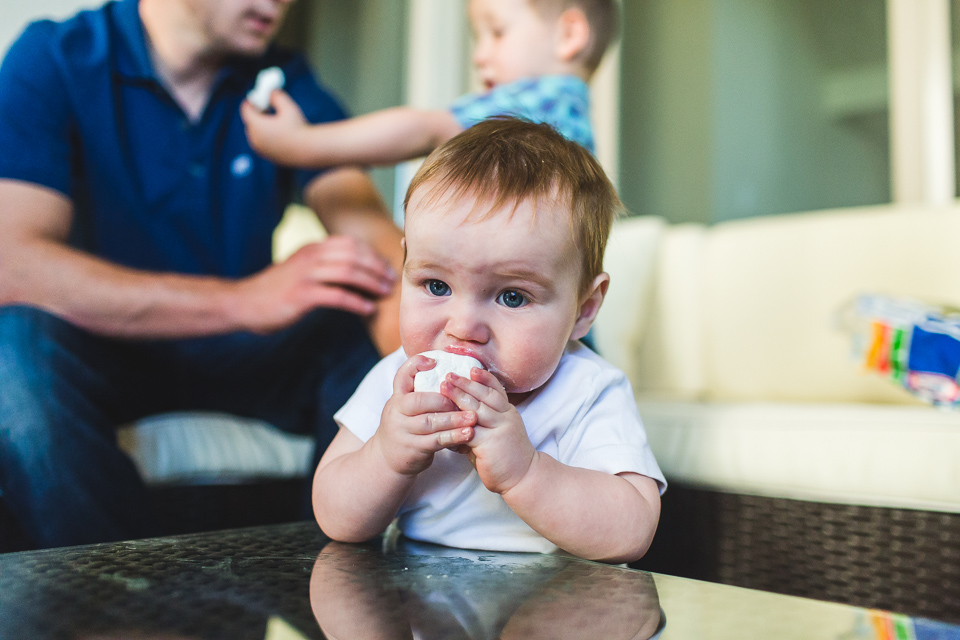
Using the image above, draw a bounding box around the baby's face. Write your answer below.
[400,187,587,402]
[468,0,565,89]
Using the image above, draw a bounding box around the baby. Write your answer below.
[312,117,665,564]
[240,0,618,167]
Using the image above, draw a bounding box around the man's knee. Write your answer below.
[0,307,75,456]
[0,304,75,358]
[0,306,157,547]
[0,306,80,395]
[0,305,127,446]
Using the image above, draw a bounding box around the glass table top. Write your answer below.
[0,521,956,640]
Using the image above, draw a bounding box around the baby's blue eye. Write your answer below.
[427,280,450,296]
[498,290,527,308]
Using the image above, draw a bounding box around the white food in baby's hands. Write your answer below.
[414,351,483,393]
[247,66,285,111]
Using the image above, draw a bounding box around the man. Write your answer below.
[0,0,404,550]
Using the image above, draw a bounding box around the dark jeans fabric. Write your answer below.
[0,305,380,551]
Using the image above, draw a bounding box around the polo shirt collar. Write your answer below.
[112,0,155,81]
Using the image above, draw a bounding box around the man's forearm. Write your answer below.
[0,179,248,339]
[1,237,244,338]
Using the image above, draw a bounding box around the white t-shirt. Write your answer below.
[333,342,667,553]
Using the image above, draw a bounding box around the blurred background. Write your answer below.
[6,0,957,226]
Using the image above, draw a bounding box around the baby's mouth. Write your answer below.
[443,345,485,369]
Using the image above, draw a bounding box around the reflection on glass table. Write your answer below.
[0,522,959,640]
[310,538,663,640]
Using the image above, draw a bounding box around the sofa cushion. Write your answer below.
[117,413,314,485]
[594,215,665,380]
[633,224,708,399]
[639,399,960,513]
[273,203,327,262]
[702,204,960,402]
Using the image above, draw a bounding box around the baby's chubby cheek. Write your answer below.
[398,312,435,357]
[493,347,563,395]
[399,337,435,368]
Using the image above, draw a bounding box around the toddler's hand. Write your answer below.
[240,89,311,165]
[441,369,536,494]
[373,354,477,478]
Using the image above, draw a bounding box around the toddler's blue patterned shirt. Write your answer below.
[450,75,594,153]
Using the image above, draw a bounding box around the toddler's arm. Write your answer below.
[241,90,464,168]
[312,354,477,542]
[443,370,661,564]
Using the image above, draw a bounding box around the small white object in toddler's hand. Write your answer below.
[247,66,285,111]
[414,351,483,393]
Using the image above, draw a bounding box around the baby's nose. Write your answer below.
[472,39,490,66]
[446,304,490,343]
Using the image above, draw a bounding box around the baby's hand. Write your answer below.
[441,369,536,494]
[240,89,311,165]
[372,354,477,478]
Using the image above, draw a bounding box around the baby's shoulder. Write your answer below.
[546,342,629,398]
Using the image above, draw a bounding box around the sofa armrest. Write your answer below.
[593,215,665,384]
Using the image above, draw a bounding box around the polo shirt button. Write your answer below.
[189,163,206,178]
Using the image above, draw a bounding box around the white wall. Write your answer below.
[0,1,102,58]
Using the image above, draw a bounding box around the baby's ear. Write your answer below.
[571,272,609,341]
[556,7,591,64]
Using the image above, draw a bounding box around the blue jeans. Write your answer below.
[0,305,380,550]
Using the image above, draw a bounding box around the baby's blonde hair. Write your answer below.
[404,117,622,293]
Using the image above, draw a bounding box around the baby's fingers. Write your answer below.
[443,370,510,412]
[470,368,508,396]
[239,99,259,123]
[410,409,477,437]
[269,89,306,121]
[434,426,475,450]
[393,355,437,395]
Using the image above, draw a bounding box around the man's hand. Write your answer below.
[371,354,477,477]
[304,167,403,355]
[229,235,397,335]
[240,89,315,166]
[440,368,537,495]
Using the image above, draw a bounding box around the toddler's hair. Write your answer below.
[530,0,619,74]
[404,116,622,293]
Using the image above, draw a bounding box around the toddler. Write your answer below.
[240,0,618,167]
[312,117,665,564]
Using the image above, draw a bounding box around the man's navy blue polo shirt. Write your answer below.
[0,0,347,277]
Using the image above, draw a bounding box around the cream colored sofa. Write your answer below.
[595,204,960,514]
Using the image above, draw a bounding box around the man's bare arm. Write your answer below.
[0,179,396,339]
[304,167,404,355]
